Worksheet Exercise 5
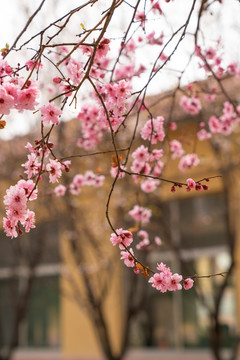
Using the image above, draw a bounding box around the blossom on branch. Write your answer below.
[41,102,62,126]
[110,228,133,250]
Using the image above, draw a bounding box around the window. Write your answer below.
[0,221,61,350]
[0,275,60,349]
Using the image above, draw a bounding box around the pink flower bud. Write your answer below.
[53,77,62,84]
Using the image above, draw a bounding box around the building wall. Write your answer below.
[60,230,125,358]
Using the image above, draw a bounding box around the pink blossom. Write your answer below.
[223,101,234,116]
[4,186,27,213]
[157,262,172,277]
[169,122,177,131]
[227,62,237,75]
[180,95,202,115]
[66,58,83,85]
[135,11,146,27]
[129,205,152,224]
[114,63,135,81]
[69,182,81,195]
[186,178,196,188]
[3,218,18,238]
[59,83,72,97]
[17,179,38,200]
[69,174,85,195]
[54,184,67,196]
[131,160,151,175]
[0,60,13,76]
[183,278,194,290]
[16,82,39,112]
[148,272,169,293]
[140,116,165,144]
[204,93,216,102]
[47,85,56,94]
[53,77,62,84]
[140,178,160,193]
[205,46,216,60]
[96,38,110,59]
[152,160,164,177]
[208,115,221,134]
[154,236,162,246]
[120,248,135,267]
[26,60,43,71]
[6,205,27,225]
[61,160,71,172]
[137,230,149,240]
[22,210,36,232]
[41,102,62,126]
[25,142,36,153]
[197,129,212,141]
[0,86,14,114]
[4,83,18,102]
[22,153,41,179]
[152,2,163,15]
[124,39,137,53]
[168,273,183,291]
[73,174,85,187]
[169,139,185,159]
[110,165,126,179]
[178,153,200,172]
[46,159,62,183]
[84,171,97,186]
[132,145,149,163]
[110,228,133,249]
[149,149,164,161]
[147,31,164,45]
[93,175,105,187]
[136,238,150,250]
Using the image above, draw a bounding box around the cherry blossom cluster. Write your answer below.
[140,116,165,144]
[128,204,152,224]
[77,104,105,150]
[110,228,193,293]
[0,60,39,117]
[208,101,240,136]
[22,141,70,184]
[135,230,162,250]
[96,80,132,131]
[179,91,240,139]
[114,39,146,81]
[131,145,164,193]
[196,44,240,78]
[180,95,202,115]
[169,139,185,159]
[77,79,132,149]
[3,179,37,238]
[128,205,161,250]
[54,170,105,196]
[110,200,192,292]
[148,262,194,292]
